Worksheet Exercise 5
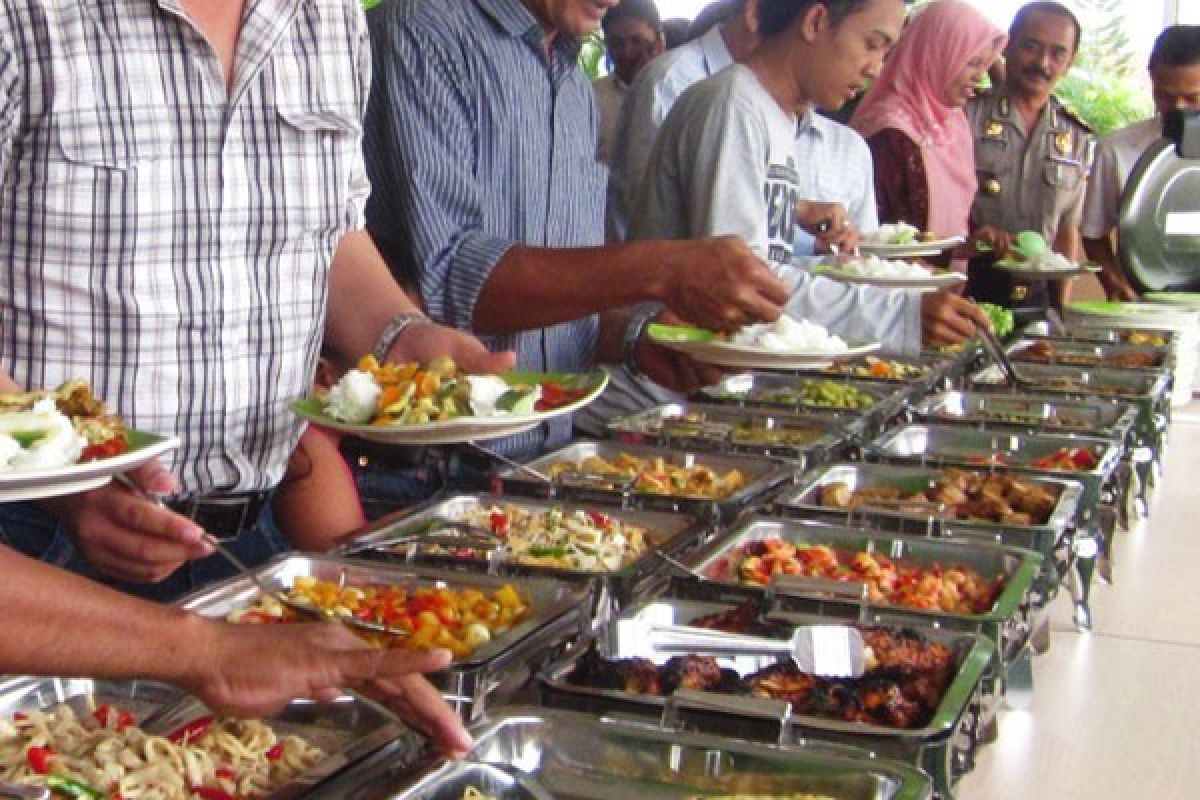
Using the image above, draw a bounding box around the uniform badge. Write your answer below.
[1011,285,1028,302]
[982,177,1001,196]
[1054,131,1071,155]
[985,120,1004,138]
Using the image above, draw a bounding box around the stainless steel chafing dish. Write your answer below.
[338,707,934,800]
[866,424,1121,524]
[0,676,408,800]
[607,402,854,468]
[966,361,1171,442]
[669,517,1041,699]
[539,599,993,799]
[333,493,710,624]
[1022,321,1178,348]
[492,440,795,522]
[177,554,589,722]
[1006,337,1169,371]
[771,462,1082,610]
[794,351,950,385]
[907,390,1139,443]
[696,372,910,439]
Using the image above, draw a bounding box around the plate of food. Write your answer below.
[647,315,879,369]
[0,381,181,502]
[989,230,1100,278]
[292,356,608,445]
[815,254,965,289]
[858,222,965,257]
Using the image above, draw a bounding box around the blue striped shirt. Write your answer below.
[363,0,604,456]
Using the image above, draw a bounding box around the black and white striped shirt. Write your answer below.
[0,0,371,493]
[363,0,605,457]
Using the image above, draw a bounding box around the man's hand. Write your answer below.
[184,620,472,756]
[655,237,789,333]
[1100,273,1139,302]
[389,320,516,374]
[921,291,992,346]
[632,311,724,392]
[38,460,211,583]
[969,225,1016,258]
[796,201,860,254]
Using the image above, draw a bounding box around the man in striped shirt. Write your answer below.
[361,0,790,470]
[0,2,508,595]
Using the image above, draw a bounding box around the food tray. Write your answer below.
[771,462,1083,606]
[867,424,1122,524]
[798,351,951,386]
[671,517,1040,689]
[607,402,854,467]
[177,554,589,722]
[696,372,909,436]
[1007,337,1168,371]
[539,599,994,799]
[967,361,1171,443]
[0,676,404,800]
[907,390,1140,443]
[372,707,934,800]
[492,440,795,522]
[333,493,710,623]
[1021,322,1178,348]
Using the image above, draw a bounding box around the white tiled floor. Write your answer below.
[956,413,1200,799]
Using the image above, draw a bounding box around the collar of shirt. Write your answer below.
[478,0,582,73]
[795,109,828,140]
[698,25,734,74]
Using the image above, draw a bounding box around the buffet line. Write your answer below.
[0,316,1184,800]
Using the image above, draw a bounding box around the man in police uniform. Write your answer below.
[967,1,1093,316]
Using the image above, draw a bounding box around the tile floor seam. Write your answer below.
[1045,626,1200,649]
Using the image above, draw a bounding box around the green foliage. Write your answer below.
[1056,68,1153,136]
[579,32,606,80]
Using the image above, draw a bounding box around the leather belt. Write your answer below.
[166,491,273,542]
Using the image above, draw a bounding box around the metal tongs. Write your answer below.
[648,623,869,679]
[975,321,1037,390]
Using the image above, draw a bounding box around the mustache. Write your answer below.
[1022,66,1053,81]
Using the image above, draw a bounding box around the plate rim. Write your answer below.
[815,265,965,289]
[650,335,881,368]
[857,235,965,256]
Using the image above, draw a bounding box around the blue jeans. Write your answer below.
[0,502,288,603]
[351,451,494,521]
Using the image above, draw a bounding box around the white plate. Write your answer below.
[815,265,965,290]
[291,371,608,445]
[993,261,1100,280]
[0,431,181,503]
[857,236,965,258]
[649,333,880,370]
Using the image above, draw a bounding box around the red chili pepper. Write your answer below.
[93,704,135,731]
[587,511,610,527]
[26,745,54,774]
[80,436,129,462]
[266,743,284,760]
[166,715,215,744]
[489,511,509,535]
[13,711,27,721]
[190,787,237,800]
[1070,448,1096,469]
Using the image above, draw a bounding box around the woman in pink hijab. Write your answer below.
[852,0,1010,258]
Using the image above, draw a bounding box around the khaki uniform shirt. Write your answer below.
[967,90,1093,305]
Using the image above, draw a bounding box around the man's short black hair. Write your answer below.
[662,17,692,49]
[687,0,745,42]
[601,0,663,35]
[1149,25,1200,70]
[1009,1,1081,54]
[758,0,873,38]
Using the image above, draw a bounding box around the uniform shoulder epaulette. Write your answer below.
[1056,100,1093,133]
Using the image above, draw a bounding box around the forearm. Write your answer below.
[1084,234,1128,293]
[326,230,424,363]
[472,241,673,334]
[0,545,211,684]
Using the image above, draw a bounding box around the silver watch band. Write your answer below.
[372,311,429,364]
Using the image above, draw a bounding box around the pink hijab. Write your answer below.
[852,0,1007,238]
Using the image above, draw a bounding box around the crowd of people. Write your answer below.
[0,0,1196,756]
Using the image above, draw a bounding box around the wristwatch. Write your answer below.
[372,311,429,364]
[622,305,659,376]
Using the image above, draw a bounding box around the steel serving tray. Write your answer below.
[1021,321,1179,348]
[376,707,934,800]
[607,402,854,467]
[539,599,994,799]
[0,676,404,800]
[966,362,1171,440]
[493,440,795,521]
[867,424,1121,523]
[907,390,1139,443]
[800,351,950,386]
[772,462,1083,606]
[177,554,589,722]
[333,493,709,622]
[672,517,1040,681]
[1007,337,1169,371]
